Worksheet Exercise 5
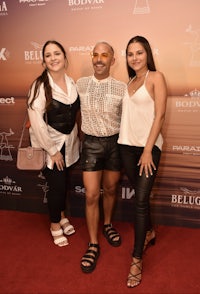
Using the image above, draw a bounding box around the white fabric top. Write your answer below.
[76,75,128,137]
[28,73,80,169]
[118,71,163,150]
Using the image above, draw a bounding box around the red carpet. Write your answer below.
[0,210,200,294]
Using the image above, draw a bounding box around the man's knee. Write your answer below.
[85,189,101,204]
[103,184,118,196]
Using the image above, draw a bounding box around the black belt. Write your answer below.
[84,134,118,141]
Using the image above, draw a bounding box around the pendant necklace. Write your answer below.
[130,71,148,95]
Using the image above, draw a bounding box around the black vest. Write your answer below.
[46,97,80,134]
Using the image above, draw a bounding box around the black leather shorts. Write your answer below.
[81,134,121,171]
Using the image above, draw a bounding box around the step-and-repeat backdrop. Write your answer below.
[0,0,200,227]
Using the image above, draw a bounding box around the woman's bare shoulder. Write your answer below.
[148,71,166,87]
[149,70,165,79]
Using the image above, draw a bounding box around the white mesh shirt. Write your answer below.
[76,76,128,137]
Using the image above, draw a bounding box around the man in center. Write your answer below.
[76,41,128,273]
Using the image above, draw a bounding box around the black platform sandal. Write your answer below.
[81,243,100,273]
[103,224,121,247]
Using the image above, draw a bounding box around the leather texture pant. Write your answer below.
[119,144,161,258]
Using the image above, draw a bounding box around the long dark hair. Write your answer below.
[28,40,67,109]
[126,36,156,79]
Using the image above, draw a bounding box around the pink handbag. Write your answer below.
[17,114,46,170]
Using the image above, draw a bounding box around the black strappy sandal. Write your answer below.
[103,224,121,247]
[127,258,142,288]
[143,229,156,252]
[81,243,100,273]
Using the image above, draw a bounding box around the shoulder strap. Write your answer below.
[18,112,28,149]
[127,76,136,86]
[18,110,48,149]
[144,70,149,82]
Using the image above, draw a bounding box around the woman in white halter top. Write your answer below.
[118,36,168,288]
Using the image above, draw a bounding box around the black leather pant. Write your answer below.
[119,144,161,258]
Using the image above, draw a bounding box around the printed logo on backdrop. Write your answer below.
[121,185,153,200]
[24,42,43,64]
[68,0,104,12]
[0,97,15,104]
[0,1,7,16]
[0,176,22,196]
[18,0,49,7]
[37,171,49,204]
[133,0,150,14]
[185,24,200,67]
[69,45,93,56]
[171,187,200,209]
[0,129,15,161]
[175,90,200,113]
[75,185,137,200]
[0,173,48,202]
[121,186,136,199]
[172,145,200,156]
[185,89,200,97]
[0,48,10,61]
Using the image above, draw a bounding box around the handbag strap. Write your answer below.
[18,113,28,149]
[18,111,48,149]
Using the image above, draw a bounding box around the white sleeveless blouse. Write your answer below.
[118,71,163,150]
